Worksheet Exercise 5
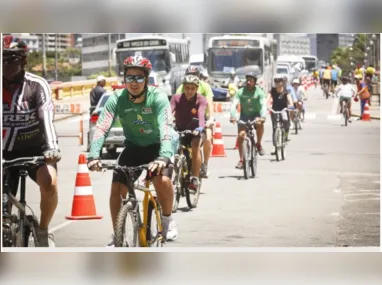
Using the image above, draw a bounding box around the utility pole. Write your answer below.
[42,33,47,78]
[55,34,58,81]
[108,33,112,77]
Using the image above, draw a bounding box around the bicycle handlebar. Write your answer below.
[2,156,46,169]
[101,163,149,172]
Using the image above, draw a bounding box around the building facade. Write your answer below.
[274,34,311,56]
[32,34,71,52]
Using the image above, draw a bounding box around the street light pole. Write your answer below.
[42,33,47,78]
[108,33,112,77]
[55,34,58,81]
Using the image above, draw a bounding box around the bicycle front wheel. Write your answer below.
[242,138,251,179]
[185,156,201,209]
[146,198,164,247]
[274,128,282,162]
[23,215,40,247]
[115,202,140,247]
[250,140,257,178]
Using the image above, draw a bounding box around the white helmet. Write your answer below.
[292,79,300,85]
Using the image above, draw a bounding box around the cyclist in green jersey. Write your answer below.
[87,56,178,245]
[176,65,215,178]
[229,72,267,169]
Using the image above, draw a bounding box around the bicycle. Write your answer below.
[101,163,164,247]
[292,103,303,134]
[2,156,45,247]
[341,98,350,126]
[323,82,330,99]
[172,130,204,212]
[237,118,264,179]
[269,108,288,162]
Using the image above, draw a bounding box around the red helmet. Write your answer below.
[3,35,29,57]
[123,55,152,76]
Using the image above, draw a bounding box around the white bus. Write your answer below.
[207,35,274,92]
[301,55,318,72]
[114,35,191,96]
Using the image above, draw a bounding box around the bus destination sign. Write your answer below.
[213,40,260,47]
[118,39,167,49]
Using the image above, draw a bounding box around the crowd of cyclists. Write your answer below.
[2,35,377,248]
[311,63,376,123]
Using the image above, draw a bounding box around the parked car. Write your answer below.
[87,92,124,157]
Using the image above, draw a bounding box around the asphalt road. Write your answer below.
[20,87,380,247]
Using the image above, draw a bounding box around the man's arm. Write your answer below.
[88,93,118,159]
[230,89,241,118]
[286,93,294,107]
[258,90,267,118]
[203,82,215,119]
[197,96,208,127]
[155,93,174,159]
[36,78,59,151]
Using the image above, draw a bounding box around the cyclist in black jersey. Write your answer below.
[266,75,294,155]
[2,35,61,247]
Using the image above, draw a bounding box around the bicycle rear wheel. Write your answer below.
[146,198,164,247]
[115,202,140,247]
[281,129,286,160]
[250,140,257,178]
[171,159,184,213]
[242,138,251,179]
[344,106,348,126]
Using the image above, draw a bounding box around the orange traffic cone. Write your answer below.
[66,154,103,220]
[361,102,371,121]
[211,122,226,157]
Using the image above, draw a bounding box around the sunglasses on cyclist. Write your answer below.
[125,75,146,83]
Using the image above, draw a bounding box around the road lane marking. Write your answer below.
[49,220,74,234]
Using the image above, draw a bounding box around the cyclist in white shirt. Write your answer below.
[291,79,306,121]
[335,76,356,123]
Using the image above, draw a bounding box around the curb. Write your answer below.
[54,113,84,122]
[351,114,380,120]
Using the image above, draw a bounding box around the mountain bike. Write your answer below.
[237,118,265,179]
[102,163,164,247]
[172,130,204,212]
[269,108,288,161]
[2,156,45,247]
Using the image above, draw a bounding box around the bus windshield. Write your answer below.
[303,58,317,71]
[208,48,263,74]
[116,49,171,76]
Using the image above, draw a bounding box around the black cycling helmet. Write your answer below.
[341,76,350,83]
[245,72,258,80]
[185,65,201,77]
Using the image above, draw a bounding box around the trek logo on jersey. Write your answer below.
[141,107,153,114]
[3,113,37,127]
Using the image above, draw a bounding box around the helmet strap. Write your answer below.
[128,86,147,102]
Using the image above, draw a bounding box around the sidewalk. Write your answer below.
[54,95,90,122]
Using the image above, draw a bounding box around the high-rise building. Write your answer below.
[274,34,311,56]
[32,34,71,52]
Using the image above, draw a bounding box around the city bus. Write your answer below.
[301,55,318,72]
[114,35,191,96]
[207,35,274,92]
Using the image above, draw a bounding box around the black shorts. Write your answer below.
[2,148,57,196]
[332,80,338,87]
[179,132,205,149]
[323,79,331,86]
[112,143,173,186]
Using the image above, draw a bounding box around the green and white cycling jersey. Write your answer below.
[230,86,267,118]
[88,86,174,160]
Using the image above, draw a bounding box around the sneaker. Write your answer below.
[37,228,56,247]
[256,143,265,156]
[235,161,243,169]
[105,234,115,247]
[271,147,276,155]
[285,132,291,142]
[162,215,178,241]
[189,176,200,192]
[200,163,208,178]
[348,118,352,123]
